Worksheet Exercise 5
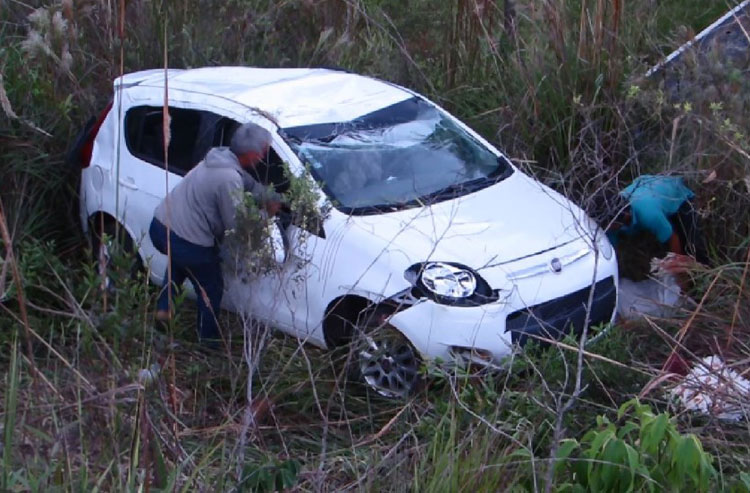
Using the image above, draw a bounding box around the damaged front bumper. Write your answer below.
[378,243,619,369]
[384,276,617,368]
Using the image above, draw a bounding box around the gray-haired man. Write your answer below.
[149,122,281,341]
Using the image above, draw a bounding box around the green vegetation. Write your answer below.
[552,399,716,492]
[1,0,749,490]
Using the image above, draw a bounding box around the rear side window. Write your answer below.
[125,106,238,175]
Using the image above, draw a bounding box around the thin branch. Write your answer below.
[0,197,38,384]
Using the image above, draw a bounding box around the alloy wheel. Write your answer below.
[357,328,419,399]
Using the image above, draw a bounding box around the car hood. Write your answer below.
[346,171,591,268]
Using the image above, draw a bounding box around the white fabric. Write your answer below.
[672,356,750,421]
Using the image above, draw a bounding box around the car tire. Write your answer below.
[343,310,422,399]
[91,220,144,292]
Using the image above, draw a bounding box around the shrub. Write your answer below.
[553,398,716,492]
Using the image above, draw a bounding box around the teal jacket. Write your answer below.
[607,175,694,245]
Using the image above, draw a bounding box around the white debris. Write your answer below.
[671,356,750,421]
[137,363,162,387]
[617,277,682,319]
[617,255,685,320]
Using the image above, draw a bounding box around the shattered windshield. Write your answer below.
[281,97,513,215]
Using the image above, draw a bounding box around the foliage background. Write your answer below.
[1,0,749,490]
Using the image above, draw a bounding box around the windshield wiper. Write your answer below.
[344,202,417,215]
[420,176,495,203]
[341,177,495,215]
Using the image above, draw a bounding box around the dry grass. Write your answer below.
[1,0,749,490]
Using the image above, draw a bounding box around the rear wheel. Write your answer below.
[90,219,143,291]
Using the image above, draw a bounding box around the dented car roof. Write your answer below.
[114,67,412,127]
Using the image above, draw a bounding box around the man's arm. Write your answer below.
[667,231,684,255]
[663,234,694,293]
[239,170,283,216]
[636,206,677,249]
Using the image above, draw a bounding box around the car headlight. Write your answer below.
[596,233,614,260]
[405,262,498,306]
[585,216,614,261]
[421,262,477,298]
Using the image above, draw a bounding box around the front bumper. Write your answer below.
[386,243,618,366]
[505,276,617,347]
[388,276,617,366]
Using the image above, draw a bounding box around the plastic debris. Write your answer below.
[671,356,750,421]
[137,363,161,387]
[617,255,685,320]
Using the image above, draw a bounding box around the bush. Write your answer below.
[2,0,749,491]
[553,399,716,492]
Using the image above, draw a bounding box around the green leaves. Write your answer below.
[731,472,750,493]
[551,398,717,492]
[226,161,329,279]
[238,458,301,493]
[669,435,714,492]
[639,412,668,456]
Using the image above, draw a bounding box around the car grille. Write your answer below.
[505,277,616,346]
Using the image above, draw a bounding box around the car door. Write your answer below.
[270,139,331,346]
[116,87,250,285]
[218,126,331,345]
[117,95,329,343]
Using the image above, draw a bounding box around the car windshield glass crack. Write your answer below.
[282,97,512,214]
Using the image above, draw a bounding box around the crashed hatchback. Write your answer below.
[75,67,619,397]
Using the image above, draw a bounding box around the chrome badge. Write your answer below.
[550,257,563,273]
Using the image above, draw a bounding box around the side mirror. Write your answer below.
[278,210,326,239]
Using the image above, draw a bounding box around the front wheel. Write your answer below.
[348,317,421,399]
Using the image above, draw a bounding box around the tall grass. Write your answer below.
[2,339,20,491]
[1,0,749,490]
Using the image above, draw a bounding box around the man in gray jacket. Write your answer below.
[149,122,281,341]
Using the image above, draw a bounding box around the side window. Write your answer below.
[247,147,291,195]
[213,118,240,147]
[125,106,228,175]
[217,121,291,195]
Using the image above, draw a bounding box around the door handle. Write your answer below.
[118,177,139,190]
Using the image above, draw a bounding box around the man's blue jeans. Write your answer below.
[149,218,222,340]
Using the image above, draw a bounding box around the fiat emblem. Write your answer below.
[550,257,562,273]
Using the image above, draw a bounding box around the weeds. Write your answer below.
[1,0,750,490]
[551,399,716,492]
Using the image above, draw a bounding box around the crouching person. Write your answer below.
[149,122,281,342]
[604,174,709,264]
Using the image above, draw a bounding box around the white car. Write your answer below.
[73,67,618,397]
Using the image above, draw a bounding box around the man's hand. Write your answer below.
[265,200,282,216]
[655,252,699,294]
[657,252,698,275]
